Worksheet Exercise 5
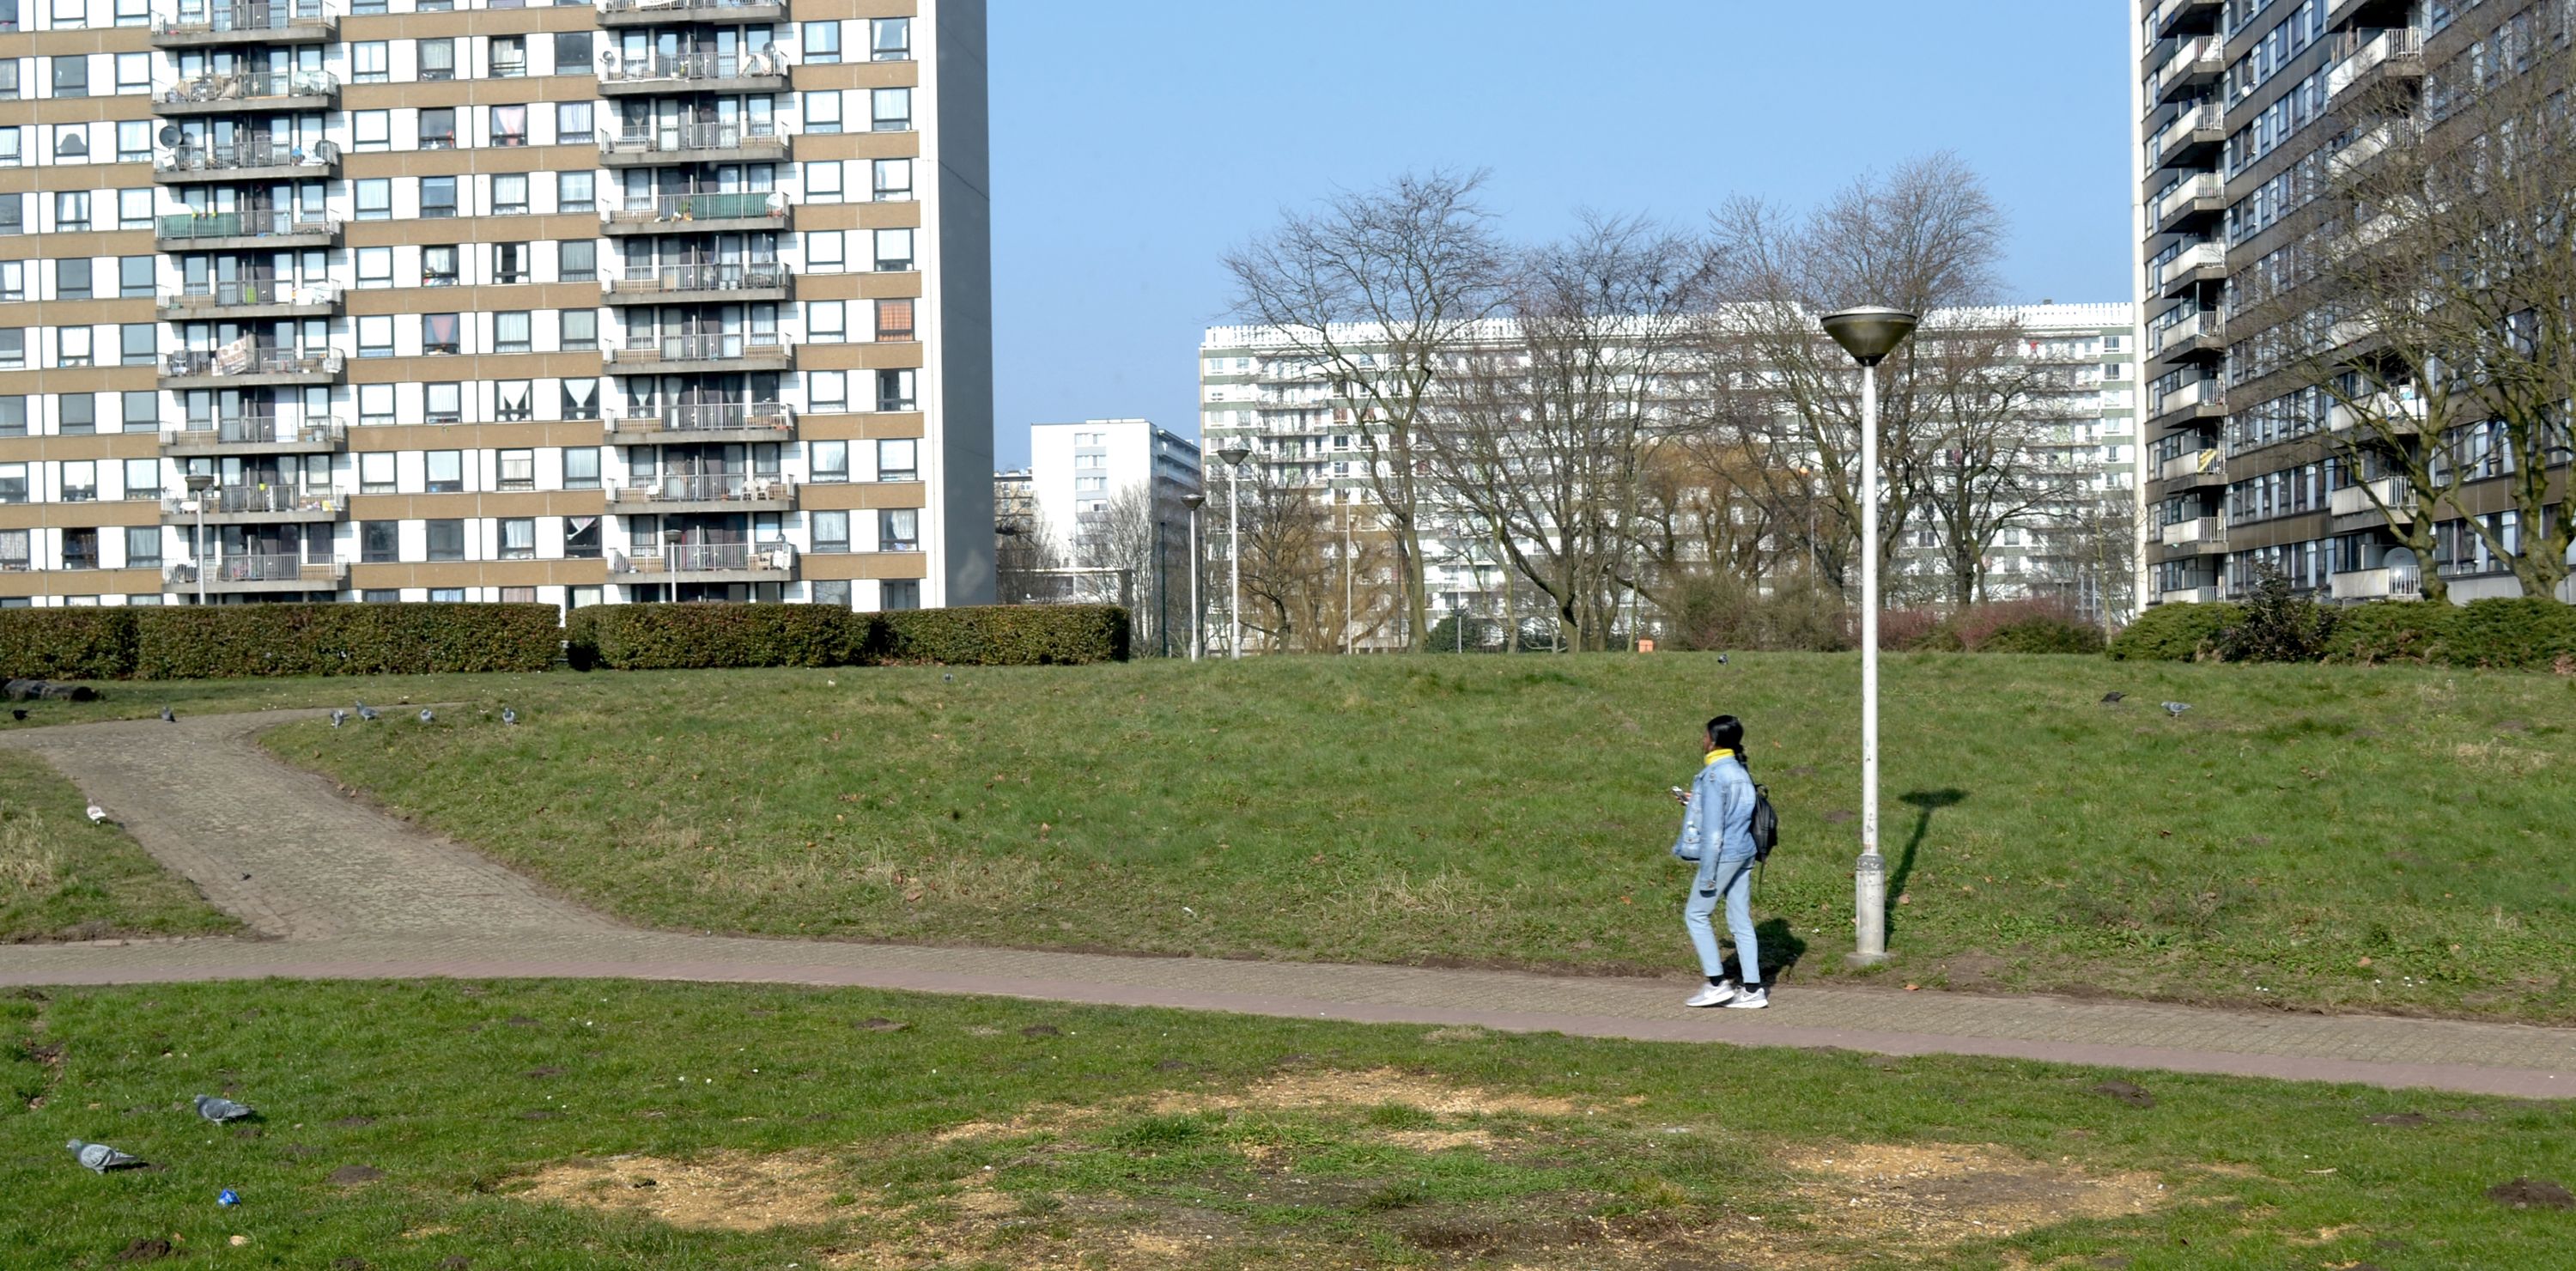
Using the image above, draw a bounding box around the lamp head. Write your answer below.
[1181,492,1206,510]
[1217,445,1251,467]
[185,472,216,492]
[1820,307,1920,367]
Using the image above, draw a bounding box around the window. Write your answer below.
[807,301,844,343]
[0,263,16,302]
[881,579,920,610]
[803,20,841,64]
[0,398,21,435]
[58,393,93,434]
[808,369,847,412]
[871,16,910,60]
[114,52,145,92]
[0,329,21,369]
[355,178,391,220]
[359,451,394,493]
[556,170,593,212]
[115,119,148,163]
[422,313,461,356]
[357,314,393,357]
[425,381,462,424]
[806,161,843,203]
[562,379,599,420]
[811,578,851,607]
[425,519,465,562]
[871,88,911,131]
[51,55,85,98]
[121,392,152,433]
[356,246,392,288]
[0,194,20,235]
[123,458,157,497]
[499,517,536,559]
[61,461,95,503]
[352,110,388,151]
[54,256,88,300]
[562,447,600,489]
[872,158,911,202]
[495,380,532,421]
[358,385,394,429]
[490,36,526,79]
[874,228,914,271]
[422,245,459,287]
[113,0,146,25]
[811,509,848,552]
[492,173,528,215]
[874,298,914,342]
[557,240,595,282]
[360,520,398,563]
[552,32,592,74]
[420,39,457,82]
[559,308,597,350]
[494,312,531,354]
[422,177,457,218]
[810,440,847,482]
[118,255,149,298]
[119,324,153,366]
[353,41,388,83]
[116,188,148,230]
[56,325,91,367]
[426,450,463,493]
[877,439,917,483]
[0,62,15,98]
[429,587,465,603]
[877,368,915,411]
[564,515,600,558]
[554,100,591,144]
[805,231,843,272]
[124,526,159,567]
[52,124,86,161]
[492,242,529,284]
[490,104,527,148]
[878,508,919,551]
[0,128,17,167]
[803,90,841,134]
[54,191,88,231]
[419,107,456,149]
[0,465,24,504]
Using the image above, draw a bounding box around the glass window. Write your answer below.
[355,178,391,220]
[356,246,391,288]
[58,392,94,433]
[562,379,599,420]
[881,580,920,610]
[490,104,527,148]
[360,520,398,563]
[422,313,461,355]
[493,241,529,283]
[120,392,152,433]
[492,173,528,214]
[811,510,848,552]
[554,100,591,143]
[805,161,842,203]
[119,324,153,365]
[495,379,532,421]
[803,90,841,134]
[877,439,918,482]
[807,301,843,343]
[564,516,600,559]
[425,519,465,561]
[418,107,456,149]
[358,384,394,428]
[870,17,910,60]
[805,230,842,272]
[116,119,148,163]
[54,256,89,300]
[873,228,914,271]
[54,190,88,231]
[357,314,392,357]
[61,461,96,502]
[0,329,21,368]
[559,308,596,350]
[562,447,599,489]
[52,123,88,161]
[0,465,23,504]
[878,508,919,551]
[872,158,911,201]
[558,240,595,282]
[353,42,388,83]
[494,311,531,354]
[812,579,851,607]
[117,187,148,230]
[553,32,592,74]
[352,110,389,151]
[57,325,91,366]
[810,440,847,482]
[499,517,536,558]
[877,368,914,411]
[115,52,147,91]
[118,255,150,298]
[426,451,463,492]
[874,298,914,342]
[0,397,21,435]
[422,176,458,218]
[420,39,457,82]
[490,36,526,78]
[51,55,86,98]
[557,169,593,212]
[422,244,459,287]
[802,20,841,64]
[424,381,461,424]
[359,451,395,492]
[125,526,160,567]
[429,587,465,603]
[123,459,158,496]
[871,88,910,131]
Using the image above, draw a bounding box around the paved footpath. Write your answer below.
[3,711,2570,1099]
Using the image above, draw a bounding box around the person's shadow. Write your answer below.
[1889,788,1966,938]
[1755,916,1807,982]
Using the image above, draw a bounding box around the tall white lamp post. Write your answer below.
[1819,305,1919,966]
[184,471,216,606]
[1217,445,1250,660]
[1181,491,1206,660]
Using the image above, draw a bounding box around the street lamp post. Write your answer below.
[1820,305,1920,968]
[183,471,216,606]
[1181,493,1205,660]
[1218,445,1249,659]
[1156,519,1169,659]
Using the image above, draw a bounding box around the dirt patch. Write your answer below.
[1786,1141,2166,1249]
[2365,1112,2430,1128]
[111,1238,173,1262]
[1156,1067,1580,1118]
[2488,1177,2575,1210]
[327,1165,383,1187]
[1384,1128,1498,1152]
[931,1106,1097,1144]
[513,1151,848,1232]
[1421,1025,1494,1043]
[2091,1079,2155,1109]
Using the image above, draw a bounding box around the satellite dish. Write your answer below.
[313,140,339,163]
[158,125,182,147]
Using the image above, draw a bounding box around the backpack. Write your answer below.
[1747,783,1779,863]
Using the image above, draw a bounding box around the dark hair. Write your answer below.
[1705,715,1745,755]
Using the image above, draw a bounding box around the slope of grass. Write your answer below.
[0,750,237,943]
[247,654,2576,1022]
[5,979,2570,1269]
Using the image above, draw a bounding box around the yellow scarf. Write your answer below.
[1703,748,1735,767]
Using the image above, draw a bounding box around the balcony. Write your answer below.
[2152,241,2225,298]
[597,0,787,25]
[156,210,338,251]
[610,473,794,513]
[607,402,794,444]
[2330,123,2403,177]
[2159,584,2222,605]
[2148,102,2223,168]
[161,417,343,456]
[2153,310,2223,358]
[605,262,793,306]
[2326,392,2425,435]
[598,48,792,95]
[2328,27,2426,105]
[2330,567,2421,601]
[606,331,792,374]
[2157,449,2225,485]
[2154,35,2224,104]
[599,122,790,166]
[161,347,343,389]
[2153,174,2223,234]
[2160,516,2226,550]
[603,191,790,235]
[162,483,347,525]
[150,0,337,46]
[159,281,338,321]
[611,541,798,582]
[2330,476,2412,522]
[2149,0,2219,40]
[165,554,346,593]
[2148,377,2223,428]
[156,68,338,115]
[156,138,336,185]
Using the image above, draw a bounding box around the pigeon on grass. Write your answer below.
[85,804,111,826]
[355,702,380,722]
[417,708,435,725]
[159,705,175,723]
[2100,691,2125,705]
[501,708,518,726]
[194,1094,256,1123]
[68,1140,143,1172]
[331,709,346,728]
[2162,701,2191,718]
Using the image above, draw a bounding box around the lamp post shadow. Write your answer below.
[1889,788,1966,940]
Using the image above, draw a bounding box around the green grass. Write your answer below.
[4,979,2569,1269]
[0,750,237,943]
[236,654,2576,1024]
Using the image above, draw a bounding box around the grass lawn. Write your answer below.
[5,979,2569,1269]
[0,749,237,944]
[234,653,2576,1024]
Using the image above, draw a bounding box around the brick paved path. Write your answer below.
[3,710,2569,1098]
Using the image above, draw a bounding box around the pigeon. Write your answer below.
[85,804,108,825]
[1717,654,1728,665]
[67,1140,143,1172]
[943,672,955,682]
[501,708,518,726]
[2099,691,2124,705]
[356,703,380,722]
[193,1094,256,1123]
[9,708,24,721]
[159,705,175,723]
[331,709,346,728]
[417,708,434,724]
[2162,701,2191,718]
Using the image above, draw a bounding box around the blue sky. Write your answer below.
[986,1,2133,468]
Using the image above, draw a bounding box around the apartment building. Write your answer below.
[1024,417,1199,566]
[2134,0,2573,605]
[0,0,991,611]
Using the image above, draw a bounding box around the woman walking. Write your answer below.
[1672,715,1765,1008]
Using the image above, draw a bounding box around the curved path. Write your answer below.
[1,710,2569,1099]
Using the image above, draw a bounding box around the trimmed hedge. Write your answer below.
[2106,602,2243,661]
[1979,616,2108,655]
[131,604,561,679]
[0,608,139,680]
[2432,599,2576,670]
[569,602,1130,671]
[2321,600,2452,666]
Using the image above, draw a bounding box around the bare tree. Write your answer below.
[1223,170,1510,650]
[1212,461,1334,654]
[994,505,1065,605]
[1909,316,2085,605]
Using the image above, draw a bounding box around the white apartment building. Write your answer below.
[0,0,993,612]
[1024,417,1200,567]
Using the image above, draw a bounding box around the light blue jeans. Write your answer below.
[1684,854,1760,985]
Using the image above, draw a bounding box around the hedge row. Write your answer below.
[0,604,561,680]
[2112,599,2576,669]
[568,603,1130,671]
[2106,602,2245,661]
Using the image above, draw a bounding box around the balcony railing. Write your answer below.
[599,47,789,86]
[609,403,793,435]
[167,484,343,516]
[607,331,788,366]
[2160,516,2224,548]
[599,122,787,158]
[164,417,342,447]
[161,280,337,313]
[2154,34,2222,99]
[598,0,784,16]
[2330,476,2411,519]
[2330,567,2421,601]
[2159,584,2222,605]
[163,348,343,379]
[2328,27,2426,101]
[2147,102,2221,164]
[2326,392,2425,433]
[2154,174,2221,223]
[2149,241,2224,290]
[604,192,787,228]
[2157,449,2223,482]
[162,68,337,106]
[616,473,788,503]
[153,0,335,37]
[2150,376,2215,417]
[609,262,791,295]
[155,138,334,174]
[156,209,337,241]
[170,552,337,585]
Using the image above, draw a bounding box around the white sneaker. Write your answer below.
[1685,982,1738,1007]
[1725,987,1770,1009]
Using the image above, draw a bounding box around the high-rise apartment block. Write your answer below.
[1024,417,1200,566]
[0,0,990,611]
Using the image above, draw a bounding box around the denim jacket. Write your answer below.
[1670,753,1756,889]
